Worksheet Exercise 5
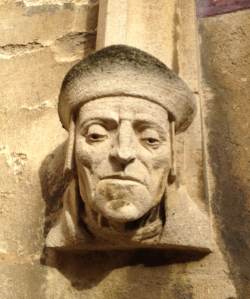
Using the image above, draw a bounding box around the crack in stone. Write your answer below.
[21,0,97,7]
[50,31,96,62]
[20,100,56,111]
[0,31,96,60]
[0,145,27,176]
[0,41,44,58]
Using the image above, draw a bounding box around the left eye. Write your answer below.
[146,138,159,144]
[142,137,160,148]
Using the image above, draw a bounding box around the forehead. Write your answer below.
[78,96,169,127]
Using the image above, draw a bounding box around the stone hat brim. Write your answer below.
[58,45,196,133]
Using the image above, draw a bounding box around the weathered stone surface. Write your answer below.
[0,0,97,297]
[43,249,235,299]
[0,0,94,252]
[0,1,97,46]
[199,9,250,299]
[1,0,248,298]
[96,0,176,67]
[0,261,46,299]
[42,44,211,252]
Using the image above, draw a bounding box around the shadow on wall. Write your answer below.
[199,15,250,299]
[39,142,71,239]
[39,143,206,294]
[40,248,206,292]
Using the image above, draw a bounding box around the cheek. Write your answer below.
[149,151,170,194]
[143,146,170,172]
[75,137,110,170]
[75,141,93,170]
[152,155,170,171]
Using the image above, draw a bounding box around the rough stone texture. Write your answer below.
[0,262,46,299]
[96,0,176,67]
[199,9,250,299]
[42,248,235,299]
[0,0,97,298]
[0,0,248,298]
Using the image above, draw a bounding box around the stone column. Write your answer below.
[96,0,205,215]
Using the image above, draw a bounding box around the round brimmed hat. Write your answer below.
[58,45,196,133]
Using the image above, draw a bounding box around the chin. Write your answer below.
[91,178,159,223]
[99,200,144,222]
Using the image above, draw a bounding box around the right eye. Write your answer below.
[87,133,106,142]
[85,124,108,143]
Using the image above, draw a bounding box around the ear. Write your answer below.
[64,116,75,176]
[168,120,176,184]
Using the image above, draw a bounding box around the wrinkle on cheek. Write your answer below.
[138,148,170,171]
[153,156,170,169]
[76,152,93,170]
[75,141,111,173]
[153,145,170,167]
[75,141,93,170]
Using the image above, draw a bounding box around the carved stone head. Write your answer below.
[46,45,210,251]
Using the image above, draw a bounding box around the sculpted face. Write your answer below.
[75,96,170,223]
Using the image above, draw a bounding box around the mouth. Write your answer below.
[101,175,143,185]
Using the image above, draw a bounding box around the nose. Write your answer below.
[110,120,136,167]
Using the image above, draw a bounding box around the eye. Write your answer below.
[139,128,162,149]
[145,137,160,145]
[142,137,160,149]
[88,133,106,141]
[85,124,108,143]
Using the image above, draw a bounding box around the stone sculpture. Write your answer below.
[45,45,211,252]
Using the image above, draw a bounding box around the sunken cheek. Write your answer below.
[75,135,111,170]
[143,143,169,167]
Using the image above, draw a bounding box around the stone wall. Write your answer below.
[199,9,250,298]
[0,1,249,298]
[0,1,98,297]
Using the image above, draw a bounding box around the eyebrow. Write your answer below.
[78,109,118,124]
[78,117,119,130]
[133,120,168,136]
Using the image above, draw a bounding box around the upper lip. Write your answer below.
[102,174,143,184]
